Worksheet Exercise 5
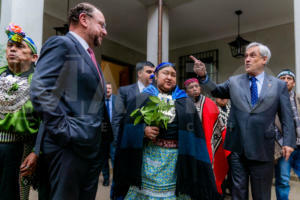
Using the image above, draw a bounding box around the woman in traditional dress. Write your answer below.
[113,62,220,200]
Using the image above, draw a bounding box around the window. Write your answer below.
[178,49,219,88]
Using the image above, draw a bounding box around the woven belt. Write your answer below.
[153,139,178,148]
[0,131,34,143]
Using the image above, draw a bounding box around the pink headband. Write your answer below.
[184,78,199,87]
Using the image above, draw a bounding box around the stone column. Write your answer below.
[147,4,169,66]
[294,0,300,93]
[0,0,44,56]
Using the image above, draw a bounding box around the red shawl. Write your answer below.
[195,96,231,194]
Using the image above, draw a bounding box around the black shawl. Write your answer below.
[113,91,220,200]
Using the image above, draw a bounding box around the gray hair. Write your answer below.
[246,42,271,64]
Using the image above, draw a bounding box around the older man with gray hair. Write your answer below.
[190,42,295,200]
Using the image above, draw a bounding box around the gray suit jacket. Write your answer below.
[201,73,296,161]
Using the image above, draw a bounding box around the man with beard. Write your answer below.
[31,2,110,199]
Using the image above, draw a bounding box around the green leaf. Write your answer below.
[134,115,142,125]
[144,117,151,125]
[163,120,168,129]
[146,100,156,106]
[161,115,169,120]
[149,96,160,104]
[144,104,156,111]
[130,108,140,117]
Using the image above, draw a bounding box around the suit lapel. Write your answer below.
[66,33,100,82]
[252,73,272,111]
[98,64,105,88]
[134,83,140,94]
[241,74,252,109]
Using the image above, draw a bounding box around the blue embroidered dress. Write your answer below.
[114,85,220,200]
[125,85,190,199]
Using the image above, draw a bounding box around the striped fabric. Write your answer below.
[0,131,34,143]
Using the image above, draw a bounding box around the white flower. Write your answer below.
[157,93,176,123]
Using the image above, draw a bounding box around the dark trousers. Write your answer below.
[0,143,24,200]
[100,141,113,183]
[101,160,110,182]
[230,152,273,200]
[38,148,102,200]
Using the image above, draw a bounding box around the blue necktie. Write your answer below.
[250,77,258,106]
[105,99,111,121]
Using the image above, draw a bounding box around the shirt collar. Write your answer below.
[69,31,90,52]
[137,80,146,92]
[255,71,264,84]
[106,95,112,100]
[249,71,264,84]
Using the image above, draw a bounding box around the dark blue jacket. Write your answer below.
[112,83,139,145]
[31,33,110,160]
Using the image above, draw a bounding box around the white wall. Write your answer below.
[170,23,295,83]
[0,0,44,53]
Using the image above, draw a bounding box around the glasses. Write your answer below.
[82,12,107,30]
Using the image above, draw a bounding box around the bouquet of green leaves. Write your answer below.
[130,96,174,129]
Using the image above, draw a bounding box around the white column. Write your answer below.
[295,0,300,93]
[146,5,169,66]
[0,0,44,53]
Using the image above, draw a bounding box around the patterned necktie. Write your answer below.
[250,77,258,106]
[87,48,103,87]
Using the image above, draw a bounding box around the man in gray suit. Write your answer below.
[190,42,295,200]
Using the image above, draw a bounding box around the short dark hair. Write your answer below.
[68,3,97,25]
[106,82,112,85]
[136,61,155,72]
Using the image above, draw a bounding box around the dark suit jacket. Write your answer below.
[107,94,116,122]
[112,83,140,145]
[102,94,115,143]
[31,33,110,160]
[201,73,296,161]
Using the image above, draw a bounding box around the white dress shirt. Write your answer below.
[137,80,146,93]
[69,31,90,58]
[249,71,264,97]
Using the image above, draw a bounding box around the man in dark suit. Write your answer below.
[111,61,154,199]
[30,3,109,200]
[112,61,155,145]
[101,82,115,186]
[190,42,295,200]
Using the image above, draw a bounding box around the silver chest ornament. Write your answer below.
[0,73,30,114]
